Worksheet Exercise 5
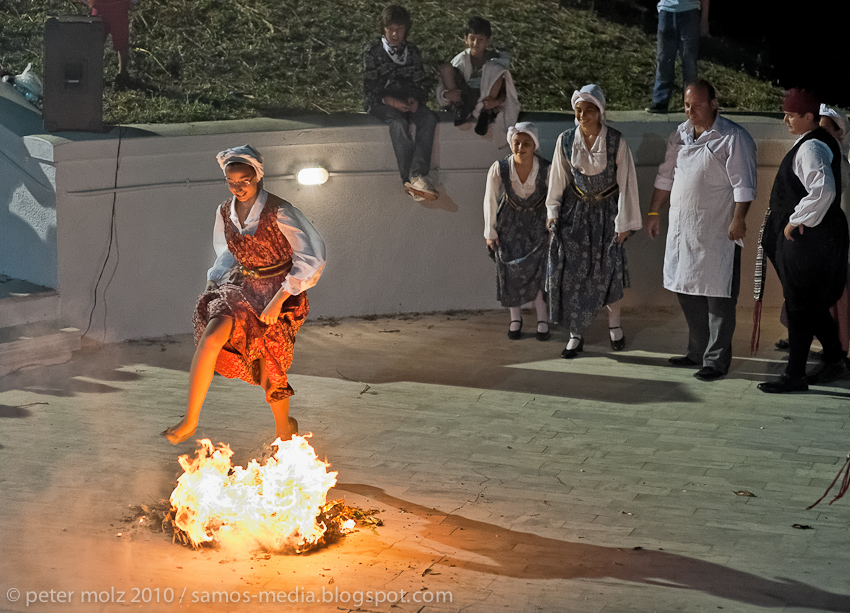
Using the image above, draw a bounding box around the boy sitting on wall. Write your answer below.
[363,5,439,202]
[437,17,519,137]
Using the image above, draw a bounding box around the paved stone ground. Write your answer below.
[1,308,849,613]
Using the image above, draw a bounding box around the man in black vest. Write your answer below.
[758,89,849,393]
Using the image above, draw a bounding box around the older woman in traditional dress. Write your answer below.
[484,122,551,340]
[162,145,326,444]
[546,84,642,358]
[820,105,850,356]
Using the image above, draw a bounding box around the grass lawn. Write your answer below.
[1,0,783,124]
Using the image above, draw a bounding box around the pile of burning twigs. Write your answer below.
[124,435,381,553]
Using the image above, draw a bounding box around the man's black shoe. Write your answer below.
[694,367,724,381]
[757,374,809,394]
[669,356,700,367]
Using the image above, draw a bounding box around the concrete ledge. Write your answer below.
[2,103,796,341]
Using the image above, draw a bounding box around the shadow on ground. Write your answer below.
[341,483,850,611]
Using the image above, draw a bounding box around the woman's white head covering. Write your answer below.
[820,104,849,144]
[216,144,264,180]
[506,122,540,151]
[571,84,606,123]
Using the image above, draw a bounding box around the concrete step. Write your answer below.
[0,321,82,377]
[0,275,59,328]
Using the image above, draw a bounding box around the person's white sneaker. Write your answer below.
[403,176,438,200]
[404,187,425,201]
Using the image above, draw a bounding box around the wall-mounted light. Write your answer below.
[296,167,329,186]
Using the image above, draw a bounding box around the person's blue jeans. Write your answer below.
[370,104,437,182]
[652,8,700,107]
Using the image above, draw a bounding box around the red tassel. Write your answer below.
[750,299,762,355]
[807,452,850,509]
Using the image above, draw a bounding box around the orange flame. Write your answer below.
[169,435,338,552]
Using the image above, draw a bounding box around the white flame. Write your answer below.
[169,435,338,552]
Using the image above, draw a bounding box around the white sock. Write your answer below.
[566,334,582,350]
[509,307,522,331]
[533,291,548,324]
[607,303,623,340]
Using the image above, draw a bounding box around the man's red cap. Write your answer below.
[782,88,820,116]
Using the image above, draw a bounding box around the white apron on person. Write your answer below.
[664,141,741,298]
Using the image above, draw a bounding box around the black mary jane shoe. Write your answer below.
[508,320,523,340]
[536,321,551,342]
[757,373,809,394]
[609,326,626,351]
[561,336,584,359]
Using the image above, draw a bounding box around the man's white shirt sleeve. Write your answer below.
[789,139,836,227]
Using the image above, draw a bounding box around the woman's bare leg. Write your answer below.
[259,360,297,441]
[163,316,233,444]
[439,62,459,93]
[487,74,506,103]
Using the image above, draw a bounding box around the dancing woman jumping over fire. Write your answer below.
[162,145,326,444]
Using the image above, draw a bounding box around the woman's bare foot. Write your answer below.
[161,420,197,445]
[274,417,298,441]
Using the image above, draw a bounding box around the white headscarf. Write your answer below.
[216,144,265,180]
[571,84,606,124]
[820,104,850,151]
[506,122,540,152]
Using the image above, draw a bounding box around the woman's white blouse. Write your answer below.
[545,125,642,233]
[207,190,326,295]
[483,156,542,240]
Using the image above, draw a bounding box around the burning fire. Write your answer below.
[169,435,353,553]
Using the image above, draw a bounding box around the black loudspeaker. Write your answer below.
[43,15,104,132]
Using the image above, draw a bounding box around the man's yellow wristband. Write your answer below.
[647,212,659,216]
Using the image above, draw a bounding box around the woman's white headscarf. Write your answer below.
[216,144,265,180]
[820,104,850,153]
[571,84,606,125]
[506,122,540,151]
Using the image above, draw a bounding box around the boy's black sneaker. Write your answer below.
[475,109,496,135]
[452,104,470,126]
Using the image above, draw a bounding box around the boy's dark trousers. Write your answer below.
[370,103,437,181]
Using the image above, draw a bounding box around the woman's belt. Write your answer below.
[234,261,289,279]
[570,182,618,203]
[506,193,547,211]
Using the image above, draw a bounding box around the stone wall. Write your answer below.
[1,98,792,341]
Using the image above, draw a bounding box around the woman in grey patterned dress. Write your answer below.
[483,122,551,340]
[545,85,642,358]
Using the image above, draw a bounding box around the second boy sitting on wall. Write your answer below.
[437,17,519,137]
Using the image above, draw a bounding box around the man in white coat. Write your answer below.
[646,79,757,381]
